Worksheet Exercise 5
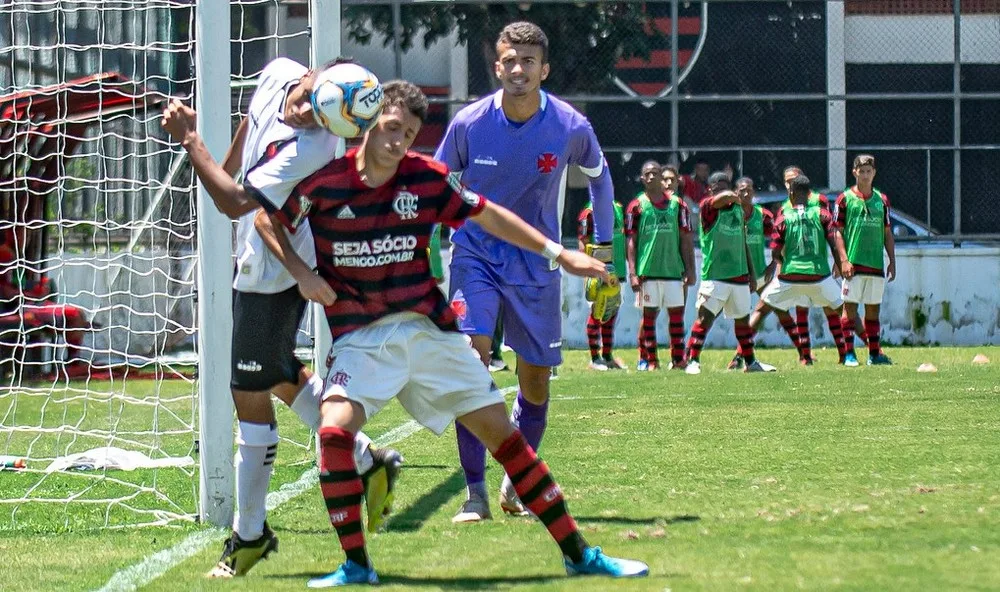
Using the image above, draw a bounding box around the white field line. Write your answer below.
[95,385,518,592]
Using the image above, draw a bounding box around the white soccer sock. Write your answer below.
[354,431,374,475]
[289,373,323,431]
[233,421,279,541]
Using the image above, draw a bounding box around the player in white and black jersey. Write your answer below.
[161,57,401,578]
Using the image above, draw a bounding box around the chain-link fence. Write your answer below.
[331,0,999,241]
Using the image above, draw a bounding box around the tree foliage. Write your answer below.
[344,2,664,94]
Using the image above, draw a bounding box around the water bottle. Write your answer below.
[0,456,26,469]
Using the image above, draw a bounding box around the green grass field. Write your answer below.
[2,346,999,591]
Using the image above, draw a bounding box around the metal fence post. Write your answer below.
[827,0,847,192]
[953,0,962,236]
[669,0,679,163]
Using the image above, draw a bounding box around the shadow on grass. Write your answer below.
[575,514,700,525]
[387,468,467,533]
[267,572,562,588]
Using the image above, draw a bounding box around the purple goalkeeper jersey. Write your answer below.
[435,90,608,286]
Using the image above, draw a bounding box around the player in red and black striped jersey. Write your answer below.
[255,80,648,586]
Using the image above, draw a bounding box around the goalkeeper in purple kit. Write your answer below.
[434,21,621,521]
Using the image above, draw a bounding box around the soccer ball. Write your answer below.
[310,63,385,138]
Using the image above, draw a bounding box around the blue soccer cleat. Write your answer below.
[307,560,378,588]
[636,360,649,372]
[565,546,649,578]
[843,352,859,367]
[868,352,893,366]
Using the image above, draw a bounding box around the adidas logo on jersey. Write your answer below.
[337,206,356,219]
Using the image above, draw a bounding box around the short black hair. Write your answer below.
[641,160,661,172]
[735,176,754,188]
[789,174,811,193]
[708,171,730,187]
[783,165,803,176]
[497,21,549,63]
[382,80,428,123]
[661,165,679,176]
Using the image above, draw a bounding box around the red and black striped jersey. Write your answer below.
[269,147,486,341]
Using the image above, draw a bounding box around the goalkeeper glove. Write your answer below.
[584,243,621,322]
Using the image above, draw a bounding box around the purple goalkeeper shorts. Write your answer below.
[448,256,562,367]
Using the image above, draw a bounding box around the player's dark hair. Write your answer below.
[708,171,730,187]
[853,154,876,169]
[641,160,661,173]
[783,165,803,176]
[789,174,811,193]
[382,80,428,123]
[497,21,549,63]
[320,56,358,70]
[661,165,678,177]
[735,176,754,188]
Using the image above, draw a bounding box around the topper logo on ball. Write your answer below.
[612,1,707,104]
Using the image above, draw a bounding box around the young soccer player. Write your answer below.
[685,173,776,374]
[836,154,895,366]
[626,163,696,371]
[578,198,627,370]
[434,22,622,521]
[726,178,777,370]
[256,80,649,587]
[161,57,401,577]
[750,175,850,359]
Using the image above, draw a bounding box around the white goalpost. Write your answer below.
[0,0,339,530]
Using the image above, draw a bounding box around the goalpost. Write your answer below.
[0,0,340,530]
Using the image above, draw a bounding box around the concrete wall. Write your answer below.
[555,246,1000,350]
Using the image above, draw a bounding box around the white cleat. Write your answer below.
[745,360,777,373]
[452,494,493,523]
[685,360,702,375]
[499,474,532,517]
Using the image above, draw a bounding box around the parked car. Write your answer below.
[751,190,937,239]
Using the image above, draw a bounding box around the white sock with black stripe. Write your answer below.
[234,421,279,541]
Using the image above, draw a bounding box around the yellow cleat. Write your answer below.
[206,523,278,578]
[361,448,402,533]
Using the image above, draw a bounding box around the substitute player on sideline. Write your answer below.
[685,173,775,374]
[578,197,627,370]
[626,163,696,371]
[257,80,648,586]
[835,154,895,366]
[161,57,401,577]
[435,22,622,521]
[751,175,850,359]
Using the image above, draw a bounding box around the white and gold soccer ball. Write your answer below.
[310,63,385,138]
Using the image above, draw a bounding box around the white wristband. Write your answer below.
[541,239,564,262]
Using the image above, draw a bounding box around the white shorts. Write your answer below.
[842,275,885,305]
[636,279,685,309]
[761,276,843,311]
[696,280,752,319]
[754,276,768,295]
[322,312,503,435]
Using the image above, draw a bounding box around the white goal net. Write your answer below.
[0,0,326,530]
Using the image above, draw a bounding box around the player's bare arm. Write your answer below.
[681,230,697,286]
[472,202,608,282]
[256,210,337,306]
[884,226,896,282]
[626,233,640,291]
[221,116,249,177]
[160,99,259,218]
[708,190,739,210]
[827,228,849,276]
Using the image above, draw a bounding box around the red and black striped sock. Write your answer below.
[637,323,647,362]
[796,307,812,360]
[492,430,588,563]
[600,313,617,359]
[667,307,686,363]
[865,319,881,357]
[318,427,368,568]
[586,313,600,360]
[856,319,869,347]
[826,313,846,358]
[841,315,856,356]
[735,321,755,363]
[685,320,707,362]
[641,308,659,365]
[777,311,804,356]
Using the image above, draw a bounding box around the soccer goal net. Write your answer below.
[0,0,332,530]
